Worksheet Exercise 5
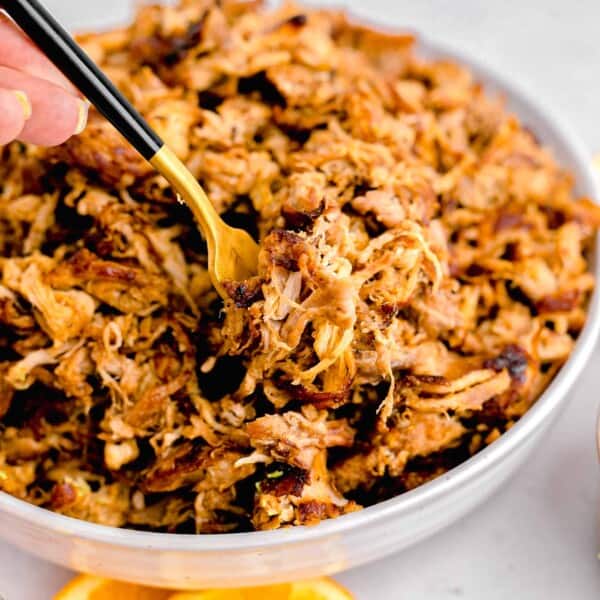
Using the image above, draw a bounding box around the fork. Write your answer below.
[4,0,260,299]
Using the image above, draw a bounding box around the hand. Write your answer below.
[0,13,88,146]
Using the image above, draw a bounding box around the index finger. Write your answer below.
[0,12,80,96]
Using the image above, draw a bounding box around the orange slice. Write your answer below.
[54,575,353,600]
[54,574,171,600]
[170,579,353,600]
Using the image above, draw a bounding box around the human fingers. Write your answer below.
[0,88,30,145]
[0,14,79,96]
[0,65,87,146]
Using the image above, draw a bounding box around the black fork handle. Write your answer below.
[3,0,163,159]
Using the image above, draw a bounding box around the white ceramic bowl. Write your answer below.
[0,36,598,590]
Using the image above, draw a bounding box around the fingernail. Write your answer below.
[12,90,32,120]
[74,99,89,135]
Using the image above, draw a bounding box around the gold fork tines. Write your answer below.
[150,146,259,299]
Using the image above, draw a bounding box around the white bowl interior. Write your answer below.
[0,35,597,588]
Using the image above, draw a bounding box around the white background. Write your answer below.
[1,1,600,598]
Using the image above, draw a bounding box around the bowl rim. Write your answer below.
[1,33,599,553]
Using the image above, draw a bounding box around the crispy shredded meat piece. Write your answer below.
[0,0,596,533]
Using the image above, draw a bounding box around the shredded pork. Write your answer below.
[0,0,597,533]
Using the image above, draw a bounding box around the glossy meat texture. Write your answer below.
[0,0,597,533]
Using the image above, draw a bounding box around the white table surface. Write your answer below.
[2,0,600,598]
